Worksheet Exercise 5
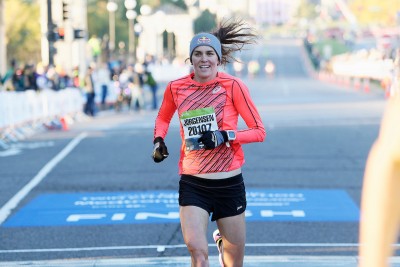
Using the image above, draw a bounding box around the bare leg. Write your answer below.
[180,206,210,267]
[216,212,246,267]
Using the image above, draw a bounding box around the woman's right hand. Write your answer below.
[152,137,169,163]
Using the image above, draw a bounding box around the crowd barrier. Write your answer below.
[151,63,191,83]
[0,88,84,133]
[315,48,400,98]
[330,54,394,81]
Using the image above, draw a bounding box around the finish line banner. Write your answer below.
[2,189,359,227]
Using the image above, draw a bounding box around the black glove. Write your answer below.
[198,130,228,149]
[152,137,169,163]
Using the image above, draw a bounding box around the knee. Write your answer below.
[186,241,208,264]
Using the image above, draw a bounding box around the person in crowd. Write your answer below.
[151,19,266,267]
[83,66,96,116]
[1,59,16,91]
[145,65,158,110]
[116,66,133,111]
[96,63,111,110]
[57,66,72,89]
[12,65,25,91]
[130,63,144,111]
[358,96,400,267]
[46,65,59,90]
[72,66,81,88]
[35,63,49,90]
[23,64,38,91]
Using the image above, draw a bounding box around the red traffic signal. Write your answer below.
[58,27,65,40]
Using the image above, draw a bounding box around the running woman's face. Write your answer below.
[192,46,219,83]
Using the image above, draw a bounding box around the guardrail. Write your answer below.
[0,88,84,145]
[330,53,394,82]
[317,49,400,98]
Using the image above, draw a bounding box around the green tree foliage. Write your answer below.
[142,0,187,10]
[5,0,41,65]
[87,0,146,56]
[87,0,110,40]
[160,0,187,10]
[194,9,217,34]
[294,0,318,21]
[87,0,128,50]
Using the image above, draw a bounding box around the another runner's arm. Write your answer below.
[153,84,176,140]
[232,80,266,144]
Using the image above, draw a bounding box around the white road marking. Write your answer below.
[0,132,88,225]
[0,148,21,157]
[2,256,400,267]
[1,242,400,253]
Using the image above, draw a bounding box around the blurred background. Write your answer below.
[0,0,399,91]
[0,2,399,266]
[0,0,399,130]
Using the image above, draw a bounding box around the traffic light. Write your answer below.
[48,27,59,42]
[74,29,85,39]
[47,31,56,42]
[58,27,65,40]
[62,1,69,21]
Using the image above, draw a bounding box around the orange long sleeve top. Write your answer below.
[154,71,266,175]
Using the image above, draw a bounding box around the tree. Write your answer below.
[160,0,187,10]
[5,0,41,65]
[87,0,109,40]
[194,9,217,34]
[142,0,187,10]
[294,0,319,22]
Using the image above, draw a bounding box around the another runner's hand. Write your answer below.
[198,130,228,149]
[152,137,169,163]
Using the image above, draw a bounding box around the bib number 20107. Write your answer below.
[188,123,211,136]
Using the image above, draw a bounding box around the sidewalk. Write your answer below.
[1,256,400,267]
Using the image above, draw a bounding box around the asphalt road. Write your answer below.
[0,39,392,266]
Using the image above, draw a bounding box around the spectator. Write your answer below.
[130,63,144,111]
[83,66,96,116]
[144,63,158,110]
[72,66,81,88]
[46,65,59,90]
[24,64,38,91]
[35,63,49,90]
[96,63,111,110]
[1,59,16,91]
[12,65,25,91]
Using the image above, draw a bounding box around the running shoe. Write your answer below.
[213,229,224,267]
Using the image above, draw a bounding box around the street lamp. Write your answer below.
[125,0,137,64]
[106,0,118,54]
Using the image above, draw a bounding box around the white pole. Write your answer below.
[40,0,50,66]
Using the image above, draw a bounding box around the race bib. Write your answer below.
[180,107,218,151]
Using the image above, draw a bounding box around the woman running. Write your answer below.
[152,19,266,267]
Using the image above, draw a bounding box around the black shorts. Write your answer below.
[179,173,247,221]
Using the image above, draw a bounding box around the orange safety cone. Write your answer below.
[363,78,370,93]
[384,81,392,99]
[344,76,351,88]
[384,86,390,99]
[353,77,361,90]
[60,117,69,131]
